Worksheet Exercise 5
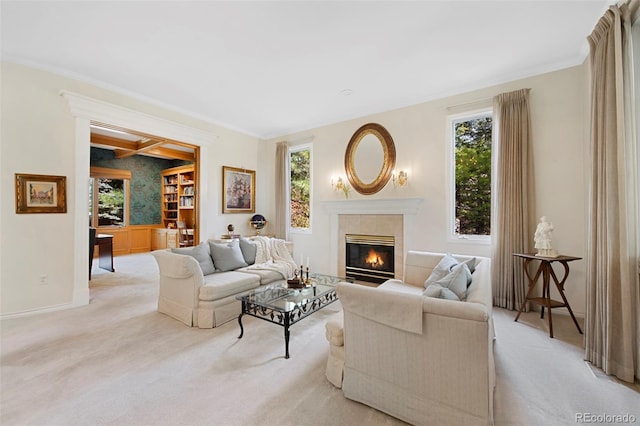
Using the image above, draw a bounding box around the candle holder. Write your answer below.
[305,267,310,285]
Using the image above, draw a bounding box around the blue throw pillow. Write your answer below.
[239,237,257,265]
[209,239,248,272]
[424,283,441,298]
[434,263,471,300]
[424,283,461,301]
[461,257,477,275]
[424,254,459,288]
[440,287,461,300]
[171,242,215,275]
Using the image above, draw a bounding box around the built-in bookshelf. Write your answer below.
[162,165,195,229]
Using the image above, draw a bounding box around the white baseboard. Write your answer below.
[0,302,80,320]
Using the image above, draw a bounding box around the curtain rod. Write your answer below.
[447,88,533,111]
[286,135,315,145]
[446,97,492,111]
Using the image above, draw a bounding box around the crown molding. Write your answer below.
[59,90,217,146]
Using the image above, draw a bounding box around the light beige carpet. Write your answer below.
[1,253,638,426]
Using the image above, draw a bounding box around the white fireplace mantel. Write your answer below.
[322,198,424,276]
[322,197,424,215]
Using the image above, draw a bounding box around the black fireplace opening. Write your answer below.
[345,234,395,284]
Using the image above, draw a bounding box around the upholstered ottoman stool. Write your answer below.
[325,316,344,388]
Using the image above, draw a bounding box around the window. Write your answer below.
[288,144,312,232]
[89,167,131,228]
[96,178,125,226]
[448,110,493,240]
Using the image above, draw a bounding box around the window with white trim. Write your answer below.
[287,144,312,233]
[448,110,493,240]
[89,167,131,228]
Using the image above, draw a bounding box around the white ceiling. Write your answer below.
[1,1,613,139]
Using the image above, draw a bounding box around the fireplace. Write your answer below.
[345,234,395,284]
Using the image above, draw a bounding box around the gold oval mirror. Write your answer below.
[344,123,396,195]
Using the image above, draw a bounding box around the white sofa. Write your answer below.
[327,250,495,426]
[152,237,293,328]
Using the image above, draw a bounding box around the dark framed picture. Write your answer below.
[15,173,67,214]
[222,166,255,214]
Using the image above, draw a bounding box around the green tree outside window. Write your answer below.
[454,115,492,236]
[289,148,311,229]
[97,178,125,226]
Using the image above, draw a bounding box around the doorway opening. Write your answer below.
[89,121,201,258]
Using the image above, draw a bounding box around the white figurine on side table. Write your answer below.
[534,216,558,258]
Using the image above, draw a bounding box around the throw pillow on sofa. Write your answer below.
[461,257,477,275]
[239,237,257,265]
[424,263,471,301]
[424,283,461,300]
[209,239,248,272]
[171,242,216,275]
[424,253,459,288]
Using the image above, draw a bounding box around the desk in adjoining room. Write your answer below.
[93,234,115,274]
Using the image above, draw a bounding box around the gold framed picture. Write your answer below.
[15,173,67,214]
[222,166,255,214]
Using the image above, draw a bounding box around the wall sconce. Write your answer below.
[392,170,408,188]
[331,176,351,198]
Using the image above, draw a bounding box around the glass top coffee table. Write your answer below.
[236,273,353,359]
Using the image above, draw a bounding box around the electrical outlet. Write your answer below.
[39,275,48,285]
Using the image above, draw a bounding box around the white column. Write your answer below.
[72,117,91,307]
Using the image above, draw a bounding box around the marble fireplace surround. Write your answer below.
[322,198,424,280]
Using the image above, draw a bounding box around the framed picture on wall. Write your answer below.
[222,166,255,213]
[15,173,67,214]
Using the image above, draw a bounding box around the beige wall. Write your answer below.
[1,60,590,317]
[0,62,260,315]
[260,64,590,315]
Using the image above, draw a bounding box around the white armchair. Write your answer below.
[328,251,495,426]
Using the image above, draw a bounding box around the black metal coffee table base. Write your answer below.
[237,287,338,359]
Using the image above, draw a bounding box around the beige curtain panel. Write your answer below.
[585,0,639,383]
[491,88,535,311]
[274,141,289,240]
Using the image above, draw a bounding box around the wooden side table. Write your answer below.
[513,253,583,338]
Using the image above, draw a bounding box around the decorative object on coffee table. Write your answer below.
[287,278,304,289]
